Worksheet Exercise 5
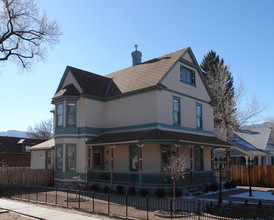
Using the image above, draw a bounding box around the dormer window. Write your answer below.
[180,66,195,86]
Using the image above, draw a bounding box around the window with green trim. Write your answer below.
[173,97,181,125]
[45,150,51,169]
[196,104,203,129]
[129,145,139,171]
[194,146,203,171]
[180,66,195,86]
[67,102,76,126]
[56,104,63,127]
[56,145,63,171]
[67,145,76,171]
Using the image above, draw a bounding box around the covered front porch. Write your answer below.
[86,129,232,188]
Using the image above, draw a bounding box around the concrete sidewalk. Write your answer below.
[0,198,105,220]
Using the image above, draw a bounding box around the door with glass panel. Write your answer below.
[93,148,104,170]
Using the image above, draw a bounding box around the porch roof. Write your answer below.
[86,129,231,148]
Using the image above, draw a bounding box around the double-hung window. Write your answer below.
[56,104,63,127]
[66,145,76,171]
[173,97,181,125]
[67,102,76,126]
[180,66,195,86]
[56,145,63,171]
[196,104,203,129]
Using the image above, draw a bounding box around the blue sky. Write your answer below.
[0,0,273,131]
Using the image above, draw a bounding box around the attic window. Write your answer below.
[180,66,195,86]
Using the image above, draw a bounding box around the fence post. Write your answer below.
[67,187,69,208]
[126,193,128,219]
[146,194,149,220]
[27,185,30,202]
[78,189,81,209]
[170,198,173,220]
[55,187,58,205]
[107,191,110,215]
[92,190,95,213]
[36,186,38,203]
[45,186,47,204]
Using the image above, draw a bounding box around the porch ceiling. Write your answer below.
[86,128,231,148]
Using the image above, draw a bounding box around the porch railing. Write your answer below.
[87,169,231,187]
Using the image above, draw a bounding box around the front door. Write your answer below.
[93,148,104,170]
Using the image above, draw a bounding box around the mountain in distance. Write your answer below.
[0,130,27,138]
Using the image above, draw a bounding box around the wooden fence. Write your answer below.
[0,167,54,186]
[231,165,274,187]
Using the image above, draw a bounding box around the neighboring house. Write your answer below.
[30,139,55,169]
[229,127,274,165]
[46,47,231,188]
[0,136,44,167]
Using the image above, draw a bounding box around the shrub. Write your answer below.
[103,185,110,193]
[90,184,100,191]
[128,186,136,196]
[236,178,242,186]
[257,179,266,187]
[155,188,166,198]
[210,182,219,191]
[139,188,149,197]
[230,179,237,188]
[201,184,210,193]
[116,185,124,194]
[176,188,183,197]
[224,181,231,189]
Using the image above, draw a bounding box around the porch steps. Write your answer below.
[187,186,202,196]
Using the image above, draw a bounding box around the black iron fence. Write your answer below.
[0,185,273,219]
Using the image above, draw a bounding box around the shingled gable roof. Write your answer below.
[54,48,215,102]
[105,48,189,93]
[54,66,121,98]
[86,129,231,148]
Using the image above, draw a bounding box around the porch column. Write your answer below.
[109,145,115,184]
[245,156,249,166]
[210,147,214,170]
[226,149,231,169]
[88,148,91,169]
[189,145,193,171]
[137,144,144,186]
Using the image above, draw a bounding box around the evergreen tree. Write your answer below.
[200,51,238,140]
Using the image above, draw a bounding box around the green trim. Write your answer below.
[66,101,77,127]
[54,135,96,139]
[55,145,63,172]
[55,122,214,138]
[172,96,181,126]
[180,65,196,86]
[196,103,203,130]
[56,103,64,128]
[65,144,77,172]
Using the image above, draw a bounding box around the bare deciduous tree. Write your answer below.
[0,0,61,69]
[163,148,188,211]
[234,79,267,127]
[207,64,238,141]
[27,119,52,140]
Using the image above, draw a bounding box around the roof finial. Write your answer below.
[135,44,138,51]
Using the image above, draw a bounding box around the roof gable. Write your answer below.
[54,66,121,99]
[106,48,189,93]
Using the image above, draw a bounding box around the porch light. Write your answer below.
[215,156,226,204]
[247,158,254,197]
